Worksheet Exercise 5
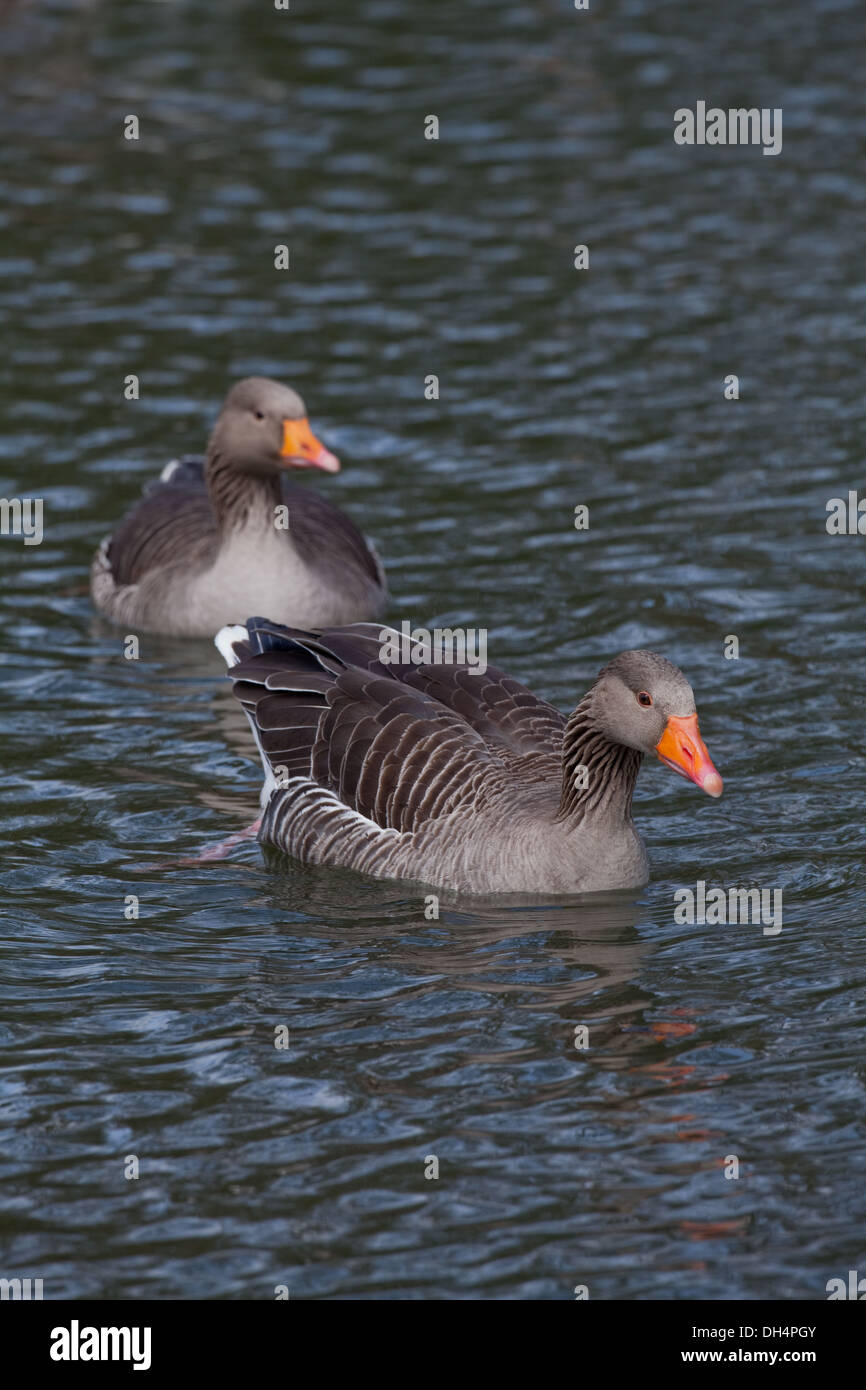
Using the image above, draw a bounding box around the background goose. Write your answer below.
[216,618,723,895]
[91,378,387,637]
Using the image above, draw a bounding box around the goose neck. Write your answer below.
[205,451,283,533]
[557,691,642,826]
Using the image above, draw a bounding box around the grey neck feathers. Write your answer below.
[557,690,643,826]
[205,450,283,533]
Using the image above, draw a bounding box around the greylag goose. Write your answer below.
[91,378,387,637]
[216,618,723,894]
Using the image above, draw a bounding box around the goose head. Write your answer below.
[207,377,340,476]
[589,650,723,797]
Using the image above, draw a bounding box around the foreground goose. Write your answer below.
[91,378,387,637]
[216,619,723,894]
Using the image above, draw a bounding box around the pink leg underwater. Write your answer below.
[177,817,263,866]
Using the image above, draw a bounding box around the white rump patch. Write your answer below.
[215,622,275,799]
[215,624,249,668]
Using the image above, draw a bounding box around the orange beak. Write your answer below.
[280,417,340,473]
[655,713,723,798]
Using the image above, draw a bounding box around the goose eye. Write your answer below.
[637,691,653,707]
[254,410,265,421]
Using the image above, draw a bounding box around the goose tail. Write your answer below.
[215,620,283,806]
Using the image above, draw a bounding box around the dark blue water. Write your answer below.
[1,0,864,1298]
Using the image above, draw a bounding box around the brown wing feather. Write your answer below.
[230,621,566,758]
[281,480,385,590]
[226,623,497,834]
[105,459,217,587]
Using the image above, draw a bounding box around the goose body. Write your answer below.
[91,379,387,637]
[217,618,723,895]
